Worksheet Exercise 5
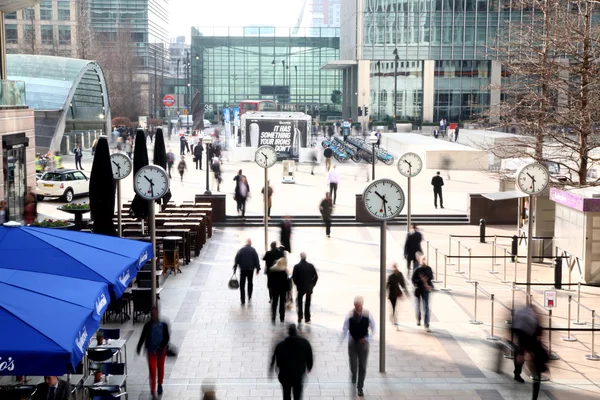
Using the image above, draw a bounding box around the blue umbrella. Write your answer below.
[0,271,111,375]
[0,225,153,297]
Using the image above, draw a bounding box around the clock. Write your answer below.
[134,165,170,200]
[255,145,278,168]
[362,179,405,220]
[517,163,549,195]
[110,153,132,180]
[397,152,423,178]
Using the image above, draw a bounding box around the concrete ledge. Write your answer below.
[425,150,489,170]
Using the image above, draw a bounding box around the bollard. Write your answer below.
[427,241,430,264]
[562,295,577,342]
[547,309,560,360]
[511,235,518,262]
[573,282,587,325]
[470,282,482,325]
[467,249,473,282]
[585,310,600,361]
[479,219,486,243]
[486,294,499,340]
[456,241,465,274]
[433,248,442,283]
[554,257,562,290]
[441,255,451,291]
[507,282,515,325]
[502,248,511,283]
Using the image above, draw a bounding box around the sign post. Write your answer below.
[162,95,175,108]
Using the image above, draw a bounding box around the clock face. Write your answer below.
[134,165,170,200]
[362,179,405,220]
[517,163,549,195]
[397,152,423,177]
[255,145,278,168]
[110,153,132,180]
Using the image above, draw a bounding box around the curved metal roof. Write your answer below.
[0,0,39,13]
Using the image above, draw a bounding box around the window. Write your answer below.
[23,25,35,43]
[5,25,17,44]
[58,0,70,20]
[40,0,53,20]
[4,12,16,19]
[59,26,71,45]
[73,172,86,180]
[42,26,53,45]
[23,8,35,20]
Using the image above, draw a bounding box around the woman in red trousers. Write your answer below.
[137,307,170,399]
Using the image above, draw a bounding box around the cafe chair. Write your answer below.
[132,288,153,324]
[101,362,125,376]
[137,279,152,289]
[88,389,127,400]
[87,348,115,371]
[104,298,129,324]
[100,329,121,340]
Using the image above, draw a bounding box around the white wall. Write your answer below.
[340,0,357,60]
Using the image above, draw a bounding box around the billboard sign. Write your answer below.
[245,118,307,161]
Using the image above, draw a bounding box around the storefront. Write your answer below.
[2,133,29,221]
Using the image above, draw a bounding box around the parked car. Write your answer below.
[36,169,89,203]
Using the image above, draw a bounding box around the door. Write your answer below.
[2,146,26,221]
[72,171,88,195]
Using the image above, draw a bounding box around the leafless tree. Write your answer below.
[483,0,600,186]
[21,7,37,55]
[75,0,96,60]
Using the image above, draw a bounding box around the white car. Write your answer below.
[36,169,89,203]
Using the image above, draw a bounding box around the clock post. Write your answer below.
[110,153,132,237]
[397,153,423,233]
[264,166,269,251]
[255,145,277,251]
[526,194,534,302]
[379,218,386,373]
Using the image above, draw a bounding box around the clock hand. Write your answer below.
[144,176,155,186]
[382,200,387,217]
[112,161,121,169]
[262,152,268,160]
[527,172,536,182]
[374,191,388,203]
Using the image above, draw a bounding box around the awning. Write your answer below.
[482,191,528,201]
[2,132,29,150]
[0,0,39,13]
[320,60,357,70]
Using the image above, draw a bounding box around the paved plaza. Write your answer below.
[38,132,600,399]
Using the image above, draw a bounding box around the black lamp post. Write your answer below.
[368,133,378,180]
[294,65,298,109]
[176,59,180,115]
[272,59,276,101]
[392,49,399,133]
[203,136,213,195]
[376,61,381,119]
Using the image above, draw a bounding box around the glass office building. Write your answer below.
[190,27,342,119]
[336,0,513,123]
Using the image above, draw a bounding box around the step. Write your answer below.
[215,214,470,227]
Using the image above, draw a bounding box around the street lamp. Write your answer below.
[176,59,181,115]
[272,59,276,101]
[202,135,213,195]
[368,133,378,180]
[392,48,399,133]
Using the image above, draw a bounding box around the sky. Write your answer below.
[169,0,306,41]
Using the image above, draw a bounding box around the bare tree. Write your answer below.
[75,0,96,60]
[484,0,600,186]
[21,7,37,55]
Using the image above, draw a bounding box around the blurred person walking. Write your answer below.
[310,147,318,175]
[280,216,293,253]
[264,241,285,302]
[262,181,273,218]
[292,253,318,325]
[177,156,187,183]
[166,148,175,178]
[323,145,333,171]
[23,188,37,225]
[404,224,423,271]
[233,239,261,305]
[270,324,313,400]
[179,135,187,155]
[237,175,249,217]
[233,170,246,215]
[319,192,333,238]
[327,164,341,205]
[194,140,203,170]
[125,137,133,159]
[512,303,548,399]
[411,254,434,332]
[73,143,83,170]
[137,307,170,399]
[211,156,223,192]
[0,200,8,225]
[341,296,375,397]
[387,263,407,326]
[269,255,291,323]
[431,171,444,209]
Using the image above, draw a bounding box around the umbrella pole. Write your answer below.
[117,180,122,237]
[150,201,157,307]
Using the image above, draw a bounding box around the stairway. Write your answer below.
[215,214,469,227]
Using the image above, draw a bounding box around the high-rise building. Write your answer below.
[4,0,80,57]
[310,0,340,28]
[333,0,512,124]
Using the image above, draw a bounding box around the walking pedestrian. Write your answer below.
[431,171,444,209]
[292,252,318,325]
[237,175,249,217]
[0,200,8,225]
[310,147,318,175]
[454,126,460,142]
[327,164,341,205]
[91,138,98,156]
[125,137,133,159]
[404,224,423,271]
[411,253,434,332]
[233,238,260,305]
[341,296,375,397]
[23,188,37,225]
[387,263,407,326]
[323,145,333,172]
[194,140,203,169]
[270,324,313,400]
[233,170,245,215]
[280,216,292,253]
[261,181,273,218]
[319,192,333,238]
[166,148,175,178]
[136,307,170,399]
[179,135,186,155]
[269,255,291,323]
[177,156,187,183]
[191,133,199,154]
[512,303,549,399]
[264,241,285,303]
[73,143,83,170]
[211,156,222,191]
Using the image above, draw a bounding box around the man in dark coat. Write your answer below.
[411,254,434,332]
[233,238,261,305]
[431,171,444,209]
[193,142,203,170]
[263,241,285,302]
[404,224,423,271]
[33,376,71,400]
[269,256,291,323]
[179,135,187,155]
[270,324,313,400]
[386,262,407,326]
[292,253,318,325]
[280,216,293,253]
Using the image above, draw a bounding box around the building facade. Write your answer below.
[4,0,80,57]
[311,0,341,28]
[190,27,342,120]
[336,0,506,124]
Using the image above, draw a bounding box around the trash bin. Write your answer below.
[163,236,181,275]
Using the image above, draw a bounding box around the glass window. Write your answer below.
[58,0,70,20]
[73,171,86,180]
[23,25,35,43]
[59,26,71,45]
[5,25,17,44]
[42,26,53,45]
[4,12,16,19]
[40,0,53,20]
[41,172,63,182]
[23,8,35,20]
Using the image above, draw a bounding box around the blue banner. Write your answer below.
[223,108,231,124]
[233,108,240,127]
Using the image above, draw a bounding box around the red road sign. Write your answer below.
[163,95,175,107]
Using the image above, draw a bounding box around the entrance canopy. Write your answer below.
[482,191,528,201]
[320,60,357,70]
